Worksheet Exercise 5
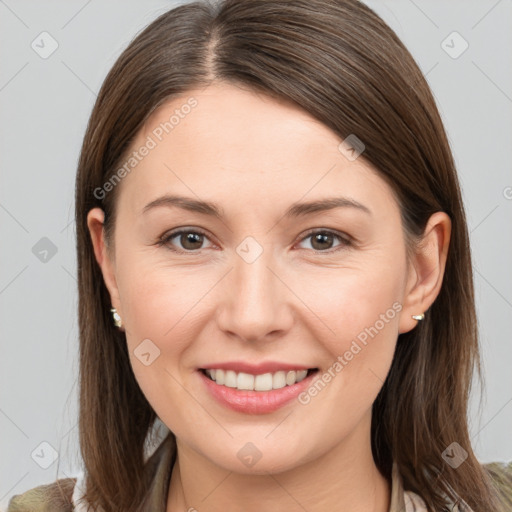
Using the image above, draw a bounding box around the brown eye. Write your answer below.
[159,229,212,252]
[297,230,350,252]
[311,232,334,250]
[177,232,204,250]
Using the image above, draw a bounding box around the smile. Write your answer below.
[197,367,320,414]
[201,368,316,391]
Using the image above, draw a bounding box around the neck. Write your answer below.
[166,413,390,512]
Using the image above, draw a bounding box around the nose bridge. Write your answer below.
[216,236,292,342]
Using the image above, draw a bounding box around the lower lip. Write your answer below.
[198,369,318,414]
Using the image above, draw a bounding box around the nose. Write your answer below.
[215,246,294,344]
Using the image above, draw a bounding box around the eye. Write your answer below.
[296,229,351,252]
[157,228,214,253]
[157,227,351,254]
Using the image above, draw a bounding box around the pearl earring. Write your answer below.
[110,308,122,328]
[411,313,425,321]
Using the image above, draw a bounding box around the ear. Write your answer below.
[87,208,123,320]
[398,211,451,334]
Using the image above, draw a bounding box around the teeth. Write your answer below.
[297,370,308,382]
[286,371,297,386]
[214,369,224,385]
[254,373,273,391]
[272,371,286,389]
[204,368,310,391]
[238,372,255,390]
[224,370,237,388]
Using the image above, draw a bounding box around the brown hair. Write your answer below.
[75,1,503,510]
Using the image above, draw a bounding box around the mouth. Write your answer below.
[197,366,320,414]
[199,367,319,392]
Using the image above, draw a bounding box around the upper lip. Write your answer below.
[199,361,317,375]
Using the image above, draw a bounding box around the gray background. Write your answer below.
[1,0,511,508]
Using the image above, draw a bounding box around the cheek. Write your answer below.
[119,265,208,354]
[343,284,401,350]
[115,262,209,422]
[296,260,403,403]
[111,242,199,377]
[293,281,401,443]
[113,229,207,334]
[300,259,403,351]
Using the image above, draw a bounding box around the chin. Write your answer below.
[199,442,312,476]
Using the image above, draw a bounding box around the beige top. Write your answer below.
[8,432,472,511]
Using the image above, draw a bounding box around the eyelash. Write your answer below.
[156,227,352,254]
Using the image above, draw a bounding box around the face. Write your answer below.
[88,81,440,475]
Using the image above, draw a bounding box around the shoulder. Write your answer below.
[483,460,512,508]
[404,488,474,511]
[403,489,428,511]
[7,477,76,512]
[403,461,512,512]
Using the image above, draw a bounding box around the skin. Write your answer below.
[88,82,451,512]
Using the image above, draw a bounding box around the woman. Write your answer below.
[8,0,511,511]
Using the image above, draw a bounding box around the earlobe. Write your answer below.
[86,208,122,314]
[398,211,451,334]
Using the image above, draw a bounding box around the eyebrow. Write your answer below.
[142,194,372,219]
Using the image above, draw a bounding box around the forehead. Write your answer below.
[142,82,339,162]
[117,82,398,219]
